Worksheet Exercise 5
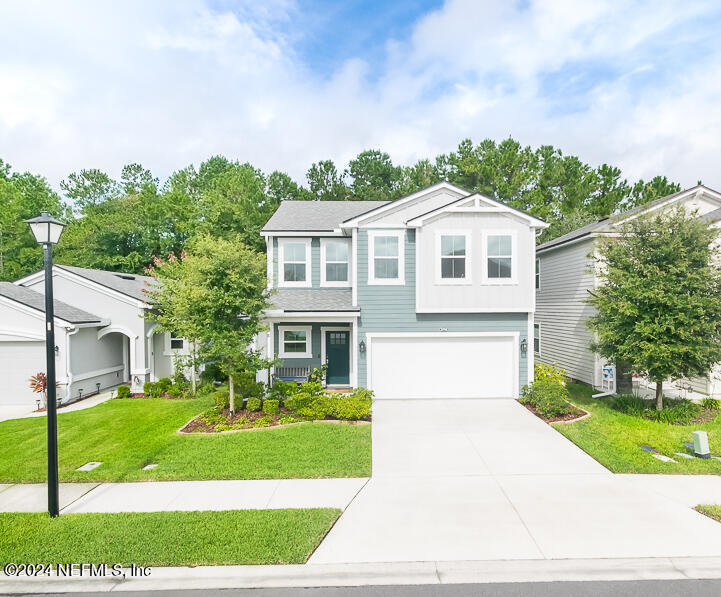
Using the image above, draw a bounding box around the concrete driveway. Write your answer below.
[310,399,721,564]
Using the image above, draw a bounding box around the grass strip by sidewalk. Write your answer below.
[697,505,721,523]
[0,397,371,482]
[0,509,340,566]
[552,383,721,474]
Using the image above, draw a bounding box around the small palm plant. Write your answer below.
[28,372,51,409]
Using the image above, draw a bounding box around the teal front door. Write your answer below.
[325,330,350,385]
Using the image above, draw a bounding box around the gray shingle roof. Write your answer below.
[57,265,157,302]
[262,201,390,232]
[270,289,358,312]
[536,218,609,252]
[0,282,102,324]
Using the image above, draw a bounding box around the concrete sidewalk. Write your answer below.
[3,556,721,593]
[0,390,114,423]
[0,478,368,513]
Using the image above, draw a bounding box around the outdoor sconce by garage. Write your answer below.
[359,340,366,354]
[520,338,528,356]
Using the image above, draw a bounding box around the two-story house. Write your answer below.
[535,184,721,398]
[256,182,548,399]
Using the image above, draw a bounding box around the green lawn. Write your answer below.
[554,383,721,474]
[0,397,371,482]
[697,505,721,523]
[0,509,340,565]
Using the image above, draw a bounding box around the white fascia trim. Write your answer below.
[320,238,351,288]
[537,233,597,255]
[262,230,344,237]
[365,331,520,397]
[0,328,44,341]
[277,238,312,288]
[406,192,548,229]
[434,229,472,285]
[367,230,405,286]
[278,325,313,359]
[481,229,518,286]
[341,181,469,228]
[415,306,532,313]
[617,187,721,226]
[265,310,360,320]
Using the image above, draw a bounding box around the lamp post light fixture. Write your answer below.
[26,212,65,517]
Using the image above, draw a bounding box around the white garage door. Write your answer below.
[0,341,45,406]
[369,334,517,399]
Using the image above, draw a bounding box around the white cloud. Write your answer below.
[1,0,720,192]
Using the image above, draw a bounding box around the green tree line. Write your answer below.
[0,137,680,281]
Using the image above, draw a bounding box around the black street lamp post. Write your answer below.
[26,212,66,517]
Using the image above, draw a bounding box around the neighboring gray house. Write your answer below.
[0,265,189,408]
[535,184,721,396]
[256,182,548,399]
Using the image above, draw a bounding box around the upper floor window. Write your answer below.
[483,231,515,283]
[321,239,350,287]
[535,258,540,289]
[368,231,404,285]
[437,232,470,283]
[279,238,311,287]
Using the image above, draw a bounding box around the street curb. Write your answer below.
[3,556,721,593]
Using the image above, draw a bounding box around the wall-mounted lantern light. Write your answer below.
[54,345,60,357]
[359,340,366,354]
[520,338,528,356]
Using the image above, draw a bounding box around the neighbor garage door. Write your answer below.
[0,341,45,406]
[368,334,517,399]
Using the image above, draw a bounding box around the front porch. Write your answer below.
[258,317,358,388]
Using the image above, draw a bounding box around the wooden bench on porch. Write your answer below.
[273,366,311,384]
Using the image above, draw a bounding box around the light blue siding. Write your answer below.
[356,229,529,389]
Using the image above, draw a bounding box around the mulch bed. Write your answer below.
[182,406,296,433]
[688,407,720,425]
[521,401,588,423]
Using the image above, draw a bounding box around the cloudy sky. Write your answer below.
[2,0,720,192]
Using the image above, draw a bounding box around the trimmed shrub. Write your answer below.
[246,397,262,412]
[331,396,372,421]
[534,362,567,386]
[237,371,265,400]
[166,384,182,397]
[116,385,131,399]
[200,408,225,426]
[156,377,172,394]
[279,415,298,425]
[212,389,230,411]
[263,399,280,415]
[308,365,328,385]
[142,381,154,396]
[254,416,273,428]
[269,380,296,404]
[520,380,572,419]
[702,397,721,410]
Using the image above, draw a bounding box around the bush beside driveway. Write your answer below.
[554,384,721,474]
[0,397,371,482]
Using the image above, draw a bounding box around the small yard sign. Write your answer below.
[601,365,616,393]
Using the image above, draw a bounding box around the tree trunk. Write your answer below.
[229,374,235,416]
[655,380,663,410]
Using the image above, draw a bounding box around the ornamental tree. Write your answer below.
[587,207,721,409]
[145,235,272,413]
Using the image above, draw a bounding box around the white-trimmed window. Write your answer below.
[436,231,471,283]
[534,324,540,354]
[278,325,312,359]
[279,238,311,287]
[321,238,350,287]
[483,231,516,283]
[535,258,540,289]
[368,231,404,285]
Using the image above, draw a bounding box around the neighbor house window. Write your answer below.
[535,258,540,289]
[278,326,312,359]
[321,239,350,286]
[368,231,404,285]
[279,239,311,287]
[534,324,540,354]
[170,332,184,350]
[437,232,471,283]
[486,233,513,280]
